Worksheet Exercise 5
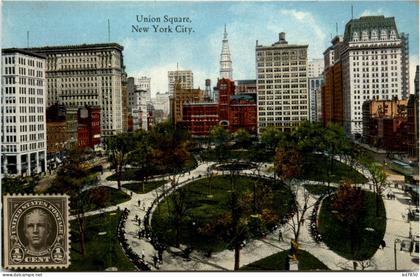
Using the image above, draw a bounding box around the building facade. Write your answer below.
[1,49,47,176]
[168,70,193,95]
[321,36,344,127]
[128,76,151,130]
[77,106,101,149]
[25,43,125,137]
[256,32,309,133]
[340,16,405,136]
[170,85,204,124]
[183,78,257,136]
[308,58,324,78]
[400,32,410,98]
[308,77,323,122]
[362,98,408,151]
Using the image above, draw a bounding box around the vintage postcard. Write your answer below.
[1,0,419,274]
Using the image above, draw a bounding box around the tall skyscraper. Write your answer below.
[220,25,233,80]
[340,16,404,136]
[256,32,309,133]
[1,49,47,176]
[25,43,125,137]
[168,70,193,95]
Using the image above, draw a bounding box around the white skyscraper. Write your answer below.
[1,49,47,176]
[340,16,404,136]
[256,32,309,133]
[220,25,233,80]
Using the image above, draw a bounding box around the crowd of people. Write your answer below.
[310,197,323,243]
[118,208,151,271]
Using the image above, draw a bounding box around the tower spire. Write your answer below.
[220,25,233,80]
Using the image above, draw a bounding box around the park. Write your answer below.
[3,121,418,271]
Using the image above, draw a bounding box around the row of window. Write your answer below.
[259,111,308,116]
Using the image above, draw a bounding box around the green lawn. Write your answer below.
[240,249,329,271]
[123,180,167,194]
[68,211,136,271]
[107,156,197,181]
[304,184,337,196]
[71,186,131,213]
[152,175,293,253]
[318,190,386,260]
[302,154,368,184]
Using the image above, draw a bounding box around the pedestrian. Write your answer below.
[300,218,305,226]
[135,214,138,221]
[142,203,145,211]
[153,254,158,267]
[138,218,142,226]
[138,231,141,239]
[141,249,145,260]
[158,249,163,262]
[138,200,141,207]
[278,230,283,242]
[131,191,133,197]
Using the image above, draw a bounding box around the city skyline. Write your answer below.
[3,1,419,96]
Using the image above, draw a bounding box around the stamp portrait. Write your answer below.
[3,194,70,269]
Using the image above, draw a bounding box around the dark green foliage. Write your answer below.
[240,249,329,271]
[318,190,386,260]
[68,211,136,271]
[1,175,39,194]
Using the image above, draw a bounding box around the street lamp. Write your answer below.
[394,238,401,270]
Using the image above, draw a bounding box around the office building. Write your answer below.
[168,70,193,95]
[1,49,47,176]
[25,43,125,137]
[256,32,309,133]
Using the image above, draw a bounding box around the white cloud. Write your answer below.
[360,8,386,17]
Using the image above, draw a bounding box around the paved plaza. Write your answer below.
[70,160,419,271]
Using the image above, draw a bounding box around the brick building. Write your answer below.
[362,98,408,151]
[77,106,101,148]
[183,78,257,136]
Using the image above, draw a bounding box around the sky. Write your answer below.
[2,0,419,97]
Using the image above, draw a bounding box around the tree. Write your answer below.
[366,163,388,217]
[322,123,350,187]
[1,175,39,194]
[209,125,231,162]
[260,126,286,152]
[274,144,313,250]
[50,147,98,256]
[332,182,364,268]
[105,133,134,190]
[171,189,188,247]
[130,130,154,192]
[293,121,326,154]
[274,144,302,186]
[233,128,252,148]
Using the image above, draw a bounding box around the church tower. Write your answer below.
[220,25,233,80]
